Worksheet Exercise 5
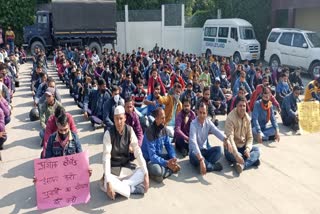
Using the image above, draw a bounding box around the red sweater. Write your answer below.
[41,113,78,158]
[147,76,166,95]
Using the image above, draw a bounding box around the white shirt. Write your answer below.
[102,126,148,188]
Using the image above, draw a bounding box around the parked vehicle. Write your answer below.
[264,28,320,79]
[202,18,260,63]
[23,0,117,55]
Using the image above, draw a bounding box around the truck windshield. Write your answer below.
[306,33,320,48]
[239,27,256,40]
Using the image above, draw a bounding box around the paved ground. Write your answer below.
[0,62,320,214]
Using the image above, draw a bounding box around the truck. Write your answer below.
[23,0,117,55]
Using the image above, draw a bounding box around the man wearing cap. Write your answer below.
[180,80,197,110]
[39,87,63,146]
[101,105,149,199]
[210,78,227,115]
[304,77,320,102]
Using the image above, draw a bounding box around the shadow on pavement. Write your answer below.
[5,135,41,150]
[0,185,36,214]
[3,159,35,179]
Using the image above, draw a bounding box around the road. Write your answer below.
[0,62,320,214]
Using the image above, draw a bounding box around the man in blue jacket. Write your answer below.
[281,86,301,133]
[252,86,280,143]
[103,85,124,131]
[141,107,180,183]
[83,78,111,128]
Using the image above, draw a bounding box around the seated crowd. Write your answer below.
[20,44,320,200]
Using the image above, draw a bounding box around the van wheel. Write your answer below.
[309,62,320,79]
[205,49,211,59]
[233,52,241,64]
[89,42,102,56]
[270,55,280,71]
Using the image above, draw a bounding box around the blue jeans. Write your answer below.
[136,106,148,116]
[175,137,188,152]
[189,146,222,172]
[8,41,14,54]
[224,146,260,169]
[147,154,171,182]
[252,125,276,141]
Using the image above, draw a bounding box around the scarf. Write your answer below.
[261,101,272,123]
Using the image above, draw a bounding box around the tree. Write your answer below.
[0,0,36,45]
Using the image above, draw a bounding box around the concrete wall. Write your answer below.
[113,4,203,55]
[295,7,320,31]
[114,22,202,55]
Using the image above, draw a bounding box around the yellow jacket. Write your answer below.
[224,108,253,151]
[157,95,182,125]
[304,80,320,101]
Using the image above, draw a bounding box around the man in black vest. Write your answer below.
[100,105,149,200]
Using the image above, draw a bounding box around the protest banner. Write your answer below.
[34,151,90,210]
[297,101,320,133]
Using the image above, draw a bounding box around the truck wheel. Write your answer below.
[89,42,102,56]
[309,62,320,79]
[233,52,241,64]
[270,55,280,72]
[205,49,211,59]
[31,41,45,55]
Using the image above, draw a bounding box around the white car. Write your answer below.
[264,28,320,78]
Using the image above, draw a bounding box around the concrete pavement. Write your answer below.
[0,62,320,214]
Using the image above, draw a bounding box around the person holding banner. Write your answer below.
[101,105,149,200]
[44,113,82,158]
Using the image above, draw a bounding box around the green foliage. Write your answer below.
[185,10,215,27]
[0,0,36,45]
[212,0,272,54]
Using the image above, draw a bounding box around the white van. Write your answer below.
[202,18,260,63]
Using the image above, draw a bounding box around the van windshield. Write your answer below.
[306,33,320,48]
[239,27,256,40]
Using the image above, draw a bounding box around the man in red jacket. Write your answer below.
[41,106,77,158]
[147,68,166,96]
[250,76,280,112]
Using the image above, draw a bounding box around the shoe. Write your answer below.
[295,130,301,135]
[268,135,275,141]
[163,168,173,178]
[253,159,260,167]
[234,163,244,174]
[214,119,219,127]
[132,183,145,195]
[0,145,3,150]
[213,162,223,171]
[181,148,188,158]
[149,175,164,183]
